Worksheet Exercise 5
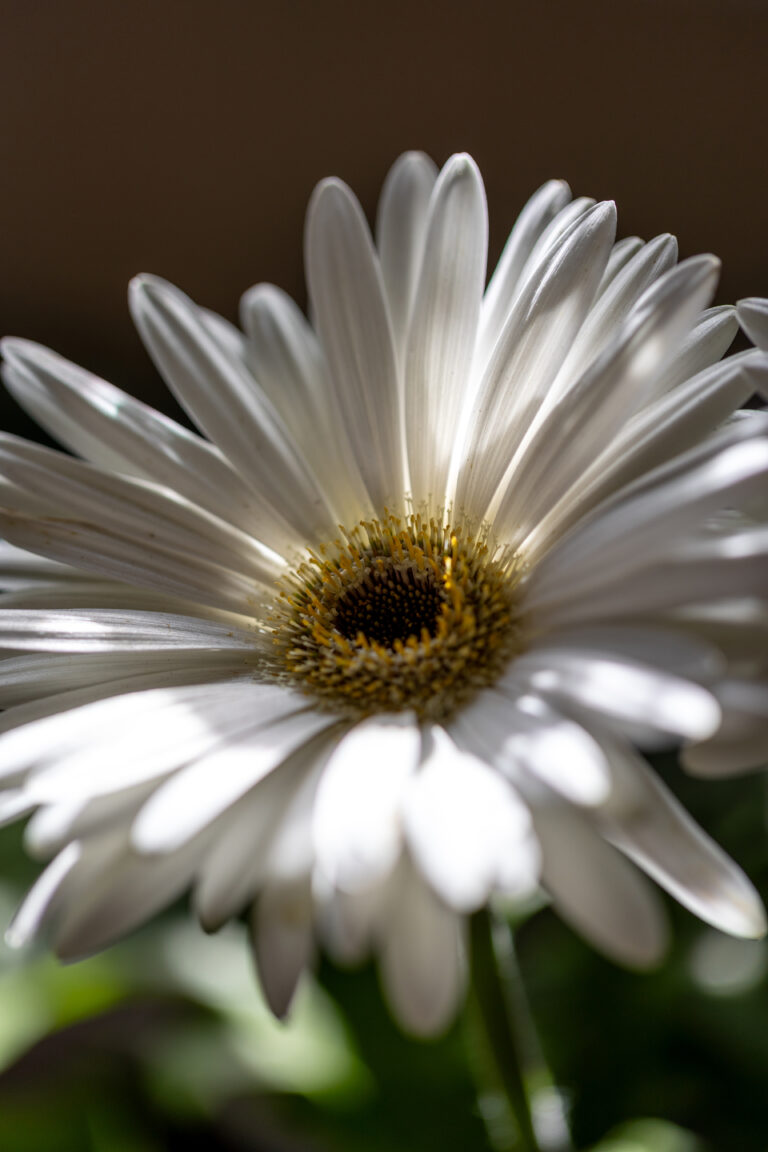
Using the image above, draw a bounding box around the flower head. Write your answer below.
[0,151,767,1035]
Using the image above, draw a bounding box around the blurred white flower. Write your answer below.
[0,151,766,1036]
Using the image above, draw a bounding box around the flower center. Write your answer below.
[331,562,444,647]
[271,511,525,721]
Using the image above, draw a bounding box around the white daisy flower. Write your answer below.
[0,151,767,1037]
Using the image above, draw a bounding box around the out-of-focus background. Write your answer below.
[1,1,768,1149]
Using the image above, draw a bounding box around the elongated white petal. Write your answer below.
[0,339,289,554]
[306,178,404,509]
[0,433,281,581]
[544,233,678,405]
[0,581,255,627]
[130,274,336,544]
[456,201,616,519]
[528,351,768,559]
[380,862,465,1037]
[534,525,768,631]
[683,681,768,776]
[494,255,720,540]
[403,726,538,912]
[596,236,645,295]
[313,714,420,891]
[478,179,571,365]
[655,305,738,394]
[7,829,126,949]
[52,836,206,960]
[518,197,597,285]
[375,151,439,356]
[131,709,333,854]
[6,841,83,948]
[0,507,269,616]
[199,307,251,367]
[406,154,488,503]
[529,437,768,605]
[315,870,395,966]
[0,682,300,796]
[194,738,331,932]
[0,609,259,653]
[0,649,260,708]
[0,789,36,827]
[0,540,85,588]
[597,734,767,938]
[504,649,720,744]
[24,779,159,859]
[239,284,369,524]
[533,806,669,967]
[525,624,723,679]
[453,688,613,806]
[251,876,314,1018]
[0,665,257,743]
[738,297,768,353]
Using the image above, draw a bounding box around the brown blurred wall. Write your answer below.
[1,0,767,432]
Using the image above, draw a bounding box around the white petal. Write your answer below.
[199,307,250,366]
[403,726,539,912]
[0,682,300,797]
[239,284,369,524]
[405,153,488,503]
[305,178,404,510]
[129,274,336,545]
[380,862,466,1037]
[0,339,288,554]
[131,709,333,854]
[0,433,281,582]
[655,305,738,394]
[0,789,36,827]
[683,680,768,776]
[517,197,597,284]
[454,688,613,806]
[0,649,260,708]
[52,836,205,960]
[193,737,330,931]
[478,179,571,366]
[312,713,420,891]
[375,151,439,356]
[533,805,668,967]
[493,255,720,541]
[0,540,84,588]
[0,608,259,653]
[315,870,395,965]
[544,233,678,406]
[0,508,269,616]
[251,876,314,1018]
[597,734,767,938]
[24,779,158,859]
[6,840,83,948]
[7,829,125,949]
[0,664,257,743]
[528,623,723,675]
[528,351,768,559]
[595,236,645,295]
[533,524,768,631]
[504,649,721,744]
[738,297,768,353]
[528,436,768,606]
[456,202,616,520]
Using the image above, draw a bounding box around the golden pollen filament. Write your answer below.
[272,510,525,721]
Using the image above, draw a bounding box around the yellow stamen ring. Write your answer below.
[271,511,525,721]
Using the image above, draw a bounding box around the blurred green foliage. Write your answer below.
[0,757,766,1151]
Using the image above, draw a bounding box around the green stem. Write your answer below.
[469,907,542,1152]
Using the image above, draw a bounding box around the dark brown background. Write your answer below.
[1,0,766,427]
